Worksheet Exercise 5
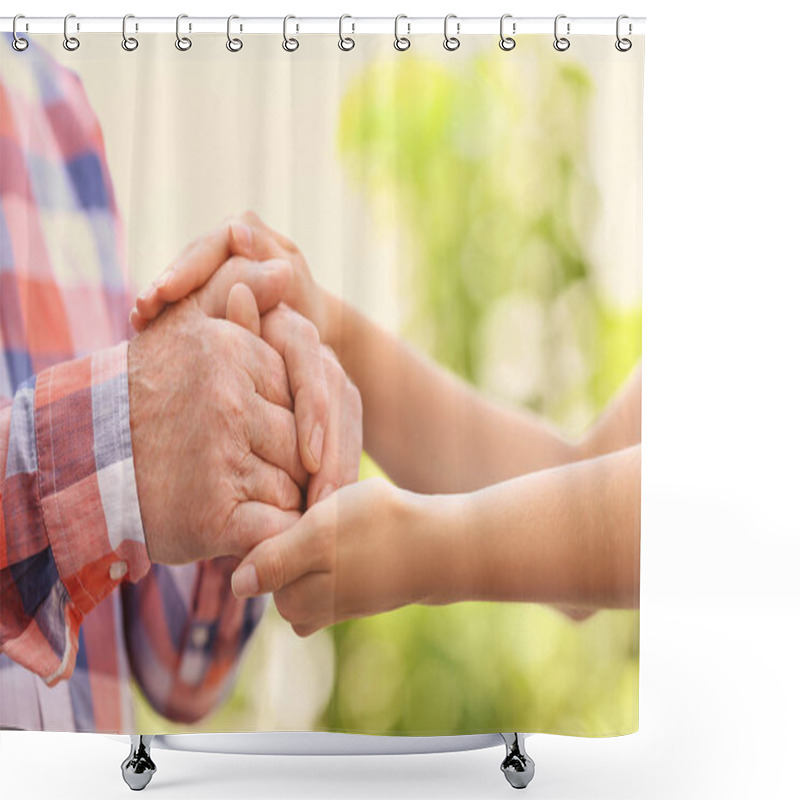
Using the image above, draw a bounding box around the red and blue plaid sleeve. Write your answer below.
[1,34,266,726]
[1,342,151,686]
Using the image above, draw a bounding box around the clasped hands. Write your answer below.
[127,213,365,634]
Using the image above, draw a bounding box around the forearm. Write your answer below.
[420,445,641,609]
[322,290,577,492]
[576,364,642,460]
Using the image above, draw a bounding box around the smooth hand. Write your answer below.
[134,211,327,342]
[128,297,306,565]
[228,478,451,636]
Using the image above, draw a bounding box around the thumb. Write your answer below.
[226,282,261,336]
[194,257,292,320]
[231,508,332,597]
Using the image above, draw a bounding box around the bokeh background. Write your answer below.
[40,33,642,736]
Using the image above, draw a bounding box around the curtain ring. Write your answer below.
[63,14,80,51]
[499,14,516,51]
[122,14,139,51]
[176,14,192,51]
[394,14,411,51]
[338,14,355,51]
[443,14,460,51]
[553,14,570,51]
[12,15,29,51]
[227,15,243,51]
[283,15,299,52]
[615,15,632,52]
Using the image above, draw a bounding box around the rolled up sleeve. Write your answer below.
[0,341,151,687]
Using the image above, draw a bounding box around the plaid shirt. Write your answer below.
[0,34,264,732]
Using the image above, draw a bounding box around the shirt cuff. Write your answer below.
[35,342,151,620]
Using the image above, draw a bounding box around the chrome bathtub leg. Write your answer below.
[500,733,535,789]
[121,735,157,791]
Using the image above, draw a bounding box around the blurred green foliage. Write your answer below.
[327,41,641,736]
[132,40,640,738]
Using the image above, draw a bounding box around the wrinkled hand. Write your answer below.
[128,297,306,565]
[224,283,363,507]
[229,479,432,636]
[132,213,361,506]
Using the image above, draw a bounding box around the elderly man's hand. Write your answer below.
[132,213,363,508]
[128,297,306,565]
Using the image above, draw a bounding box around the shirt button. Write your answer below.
[109,561,128,581]
[191,626,210,647]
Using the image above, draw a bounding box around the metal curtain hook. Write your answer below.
[227,14,243,51]
[499,14,516,51]
[283,15,299,51]
[553,14,570,51]
[394,14,410,51]
[122,14,139,51]
[176,14,192,50]
[443,14,460,51]
[615,14,632,51]
[338,14,355,51]
[63,13,80,51]
[12,14,29,51]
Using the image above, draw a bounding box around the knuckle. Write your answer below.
[278,474,301,510]
[296,316,321,348]
[241,209,262,226]
[320,343,339,366]
[264,549,286,593]
[307,377,329,415]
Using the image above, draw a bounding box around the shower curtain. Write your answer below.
[0,26,643,739]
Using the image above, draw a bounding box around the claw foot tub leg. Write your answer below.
[121,735,157,791]
[500,733,535,789]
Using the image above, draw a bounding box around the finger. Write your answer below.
[239,451,303,511]
[240,211,298,257]
[307,353,363,506]
[226,282,261,336]
[273,573,333,636]
[225,501,301,560]
[231,326,292,410]
[231,511,332,597]
[129,307,145,333]
[193,256,292,320]
[134,216,254,320]
[245,394,308,489]
[261,305,329,475]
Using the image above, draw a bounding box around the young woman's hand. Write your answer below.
[229,478,453,636]
[132,210,328,342]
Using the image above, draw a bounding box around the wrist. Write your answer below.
[397,488,472,607]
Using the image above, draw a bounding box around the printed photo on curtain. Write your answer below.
[0,20,643,769]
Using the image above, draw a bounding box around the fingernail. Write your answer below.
[231,220,253,252]
[137,283,156,302]
[309,424,324,468]
[231,564,259,597]
[154,268,173,289]
[317,484,335,503]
